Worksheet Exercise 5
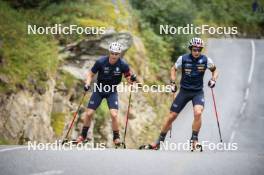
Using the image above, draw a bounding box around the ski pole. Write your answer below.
[62,91,87,144]
[211,88,223,142]
[122,75,137,148]
[123,89,132,148]
[169,92,176,138]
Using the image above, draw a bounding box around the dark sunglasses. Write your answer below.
[192,48,202,52]
[110,52,120,56]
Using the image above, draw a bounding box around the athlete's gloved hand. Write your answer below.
[130,74,137,82]
[84,84,90,92]
[170,80,177,93]
[208,79,216,88]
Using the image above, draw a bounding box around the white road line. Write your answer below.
[248,40,256,84]
[244,87,249,100]
[229,40,256,143]
[229,131,236,143]
[239,102,247,115]
[30,170,64,175]
[0,146,28,153]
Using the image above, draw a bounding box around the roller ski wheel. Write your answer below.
[61,139,69,145]
[114,142,126,149]
[190,140,203,152]
[61,139,77,145]
[139,144,159,150]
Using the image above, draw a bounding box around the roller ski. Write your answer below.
[61,135,91,145]
[139,132,166,150]
[138,143,159,150]
[190,140,203,152]
[113,138,126,149]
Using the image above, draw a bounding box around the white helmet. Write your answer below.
[109,42,122,53]
[189,37,204,48]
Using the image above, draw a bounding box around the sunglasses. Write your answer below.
[110,52,120,56]
[192,48,202,52]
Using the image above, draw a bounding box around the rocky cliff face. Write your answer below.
[0,79,55,144]
[62,31,133,80]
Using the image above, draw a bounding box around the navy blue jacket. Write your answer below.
[91,56,130,86]
[179,54,209,91]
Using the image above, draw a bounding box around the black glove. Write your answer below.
[170,80,177,93]
[208,79,216,88]
[84,84,90,92]
[130,74,137,82]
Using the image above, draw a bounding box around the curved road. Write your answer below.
[1,39,264,175]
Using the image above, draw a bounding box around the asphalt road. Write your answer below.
[1,39,264,175]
